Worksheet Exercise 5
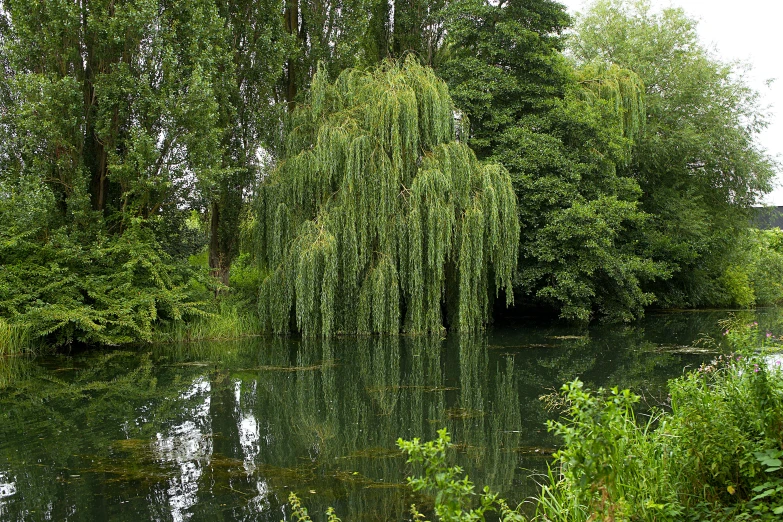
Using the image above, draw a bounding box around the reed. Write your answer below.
[0,318,30,356]
[153,302,262,343]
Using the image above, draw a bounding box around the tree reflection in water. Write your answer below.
[0,310,759,520]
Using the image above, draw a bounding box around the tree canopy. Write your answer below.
[571,0,777,308]
[437,0,667,322]
[0,0,778,348]
[255,58,519,336]
[0,0,234,345]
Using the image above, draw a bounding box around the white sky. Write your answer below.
[560,0,783,205]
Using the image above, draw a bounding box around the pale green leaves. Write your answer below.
[257,58,519,336]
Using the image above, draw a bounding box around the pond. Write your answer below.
[0,309,778,521]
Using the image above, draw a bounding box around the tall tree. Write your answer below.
[438,0,664,321]
[278,0,448,115]
[0,0,227,228]
[437,0,571,159]
[207,0,288,284]
[255,58,519,336]
[391,0,447,64]
[571,0,776,308]
[280,0,381,111]
[0,0,231,344]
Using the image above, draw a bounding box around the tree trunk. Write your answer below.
[284,0,299,112]
[209,202,231,287]
[82,0,109,213]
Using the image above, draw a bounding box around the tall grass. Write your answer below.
[533,383,684,521]
[153,302,262,343]
[0,318,30,355]
[533,320,783,521]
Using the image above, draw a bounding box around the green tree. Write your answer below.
[207,0,288,284]
[0,0,233,344]
[438,0,665,321]
[571,0,777,308]
[254,58,519,336]
[281,0,386,110]
[437,0,571,160]
[279,0,449,116]
[0,0,228,226]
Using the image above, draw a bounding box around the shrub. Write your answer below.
[535,320,783,521]
[398,428,524,522]
[750,228,783,306]
[537,381,682,521]
[0,223,212,347]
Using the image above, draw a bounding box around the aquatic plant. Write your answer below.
[535,320,783,521]
[287,492,342,521]
[0,318,30,355]
[254,57,519,336]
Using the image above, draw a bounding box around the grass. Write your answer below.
[153,301,262,343]
[0,318,30,356]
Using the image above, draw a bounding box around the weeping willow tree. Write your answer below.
[575,62,646,148]
[255,57,519,336]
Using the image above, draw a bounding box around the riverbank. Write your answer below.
[378,319,783,521]
[535,325,783,521]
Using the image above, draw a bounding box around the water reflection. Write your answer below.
[153,377,213,522]
[0,470,17,521]
[0,310,776,520]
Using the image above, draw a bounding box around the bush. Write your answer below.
[750,228,783,306]
[398,429,524,522]
[719,264,755,308]
[0,223,213,347]
[535,320,783,521]
[536,382,682,521]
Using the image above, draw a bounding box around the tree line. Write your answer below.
[0,0,776,346]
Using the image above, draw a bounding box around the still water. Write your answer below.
[0,310,777,521]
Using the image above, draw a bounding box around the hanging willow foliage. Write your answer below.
[255,57,519,336]
[575,62,646,146]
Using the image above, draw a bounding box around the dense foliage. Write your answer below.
[537,322,783,520]
[0,0,779,349]
[435,0,665,321]
[572,0,777,310]
[254,58,519,336]
[0,0,294,347]
[715,228,783,308]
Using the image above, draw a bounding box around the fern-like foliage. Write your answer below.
[0,223,210,347]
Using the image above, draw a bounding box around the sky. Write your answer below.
[560,0,783,205]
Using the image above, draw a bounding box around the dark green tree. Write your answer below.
[0,0,229,225]
[0,0,234,344]
[207,0,288,284]
[438,0,665,321]
[279,0,448,115]
[437,0,571,159]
